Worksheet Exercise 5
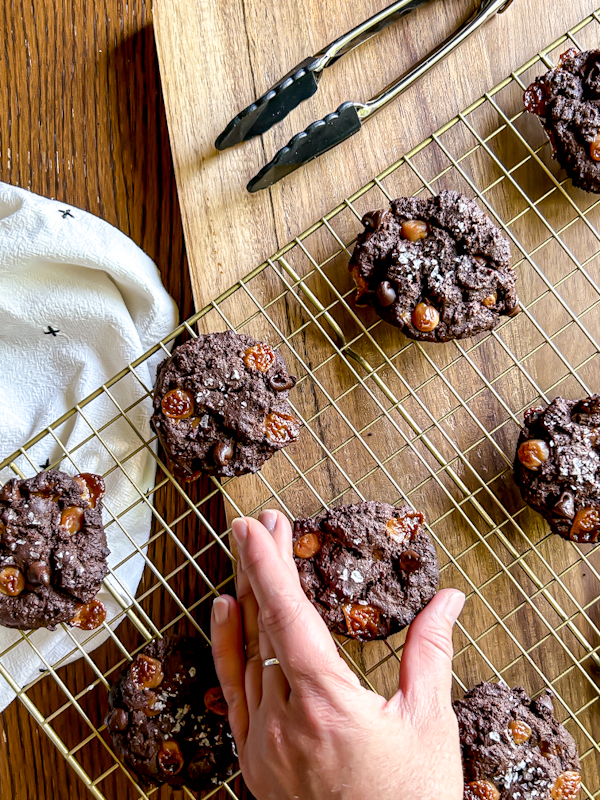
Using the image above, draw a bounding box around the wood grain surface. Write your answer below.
[153,1,600,798]
[154,0,600,309]
[0,1,599,800]
[0,2,229,799]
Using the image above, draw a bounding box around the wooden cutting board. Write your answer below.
[153,6,600,792]
[153,0,600,309]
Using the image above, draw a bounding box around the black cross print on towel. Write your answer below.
[44,326,60,336]
[59,209,74,219]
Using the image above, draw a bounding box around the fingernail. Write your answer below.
[442,590,466,624]
[231,517,248,545]
[213,596,230,625]
[259,509,278,532]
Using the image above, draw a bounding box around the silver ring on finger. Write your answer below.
[262,657,281,668]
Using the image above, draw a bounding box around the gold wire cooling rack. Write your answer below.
[3,10,600,800]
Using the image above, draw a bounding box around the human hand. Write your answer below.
[211,510,465,800]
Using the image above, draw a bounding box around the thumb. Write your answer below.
[396,589,465,705]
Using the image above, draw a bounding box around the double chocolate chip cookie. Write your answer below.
[349,190,518,342]
[152,331,301,479]
[106,635,237,793]
[292,500,439,641]
[525,48,600,193]
[514,395,600,543]
[454,681,581,800]
[0,469,108,630]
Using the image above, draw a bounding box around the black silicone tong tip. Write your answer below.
[247,102,362,192]
[215,57,322,150]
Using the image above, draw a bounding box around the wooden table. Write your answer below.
[0,2,228,798]
[1,0,600,798]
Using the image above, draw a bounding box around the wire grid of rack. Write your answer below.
[2,10,600,800]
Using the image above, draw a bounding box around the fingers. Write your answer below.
[258,626,290,700]
[258,509,299,582]
[232,516,348,690]
[253,513,292,699]
[210,595,249,752]
[235,558,263,709]
[396,589,465,707]
[255,512,298,699]
[236,511,295,707]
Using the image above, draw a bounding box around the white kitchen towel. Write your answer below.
[0,182,178,711]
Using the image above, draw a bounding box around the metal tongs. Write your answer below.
[215,0,515,192]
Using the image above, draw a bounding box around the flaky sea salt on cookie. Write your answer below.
[0,469,108,630]
[151,330,300,479]
[454,681,580,800]
[349,190,518,342]
[293,500,439,641]
[514,395,600,542]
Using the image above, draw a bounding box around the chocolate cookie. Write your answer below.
[525,48,600,193]
[513,395,600,543]
[106,635,237,793]
[292,500,439,641]
[348,190,518,342]
[151,331,301,479]
[0,470,109,630]
[454,681,581,800]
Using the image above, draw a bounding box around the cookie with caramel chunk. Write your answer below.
[524,48,600,193]
[151,331,300,479]
[106,635,237,792]
[454,681,580,800]
[0,469,108,630]
[349,190,518,342]
[514,395,600,542]
[292,500,439,641]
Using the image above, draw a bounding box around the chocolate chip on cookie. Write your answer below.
[349,190,518,342]
[0,469,108,630]
[106,635,237,792]
[514,395,600,542]
[454,681,580,800]
[525,48,600,193]
[292,500,439,641]
[151,331,300,480]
